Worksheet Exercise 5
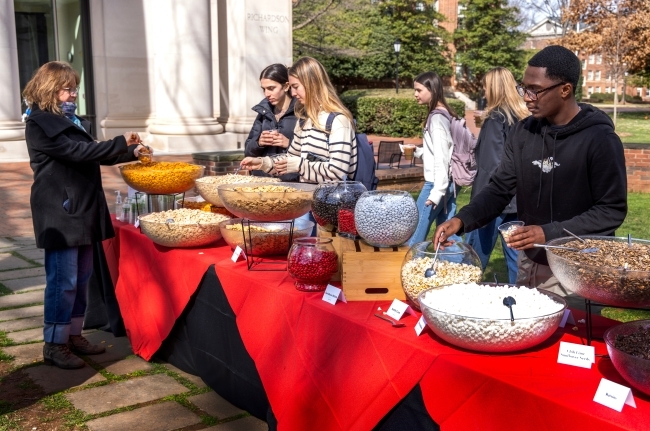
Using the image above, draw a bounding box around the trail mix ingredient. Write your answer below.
[195,174,280,207]
[311,182,366,233]
[614,327,650,359]
[500,224,521,241]
[552,239,650,271]
[401,257,482,304]
[179,199,212,212]
[120,162,203,194]
[419,283,565,352]
[338,208,356,236]
[288,242,338,292]
[139,209,230,248]
[221,222,311,256]
[355,191,418,247]
[220,185,313,221]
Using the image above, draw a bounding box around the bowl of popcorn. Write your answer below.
[401,241,483,310]
[139,208,230,248]
[195,174,280,207]
[545,236,650,307]
[604,319,650,396]
[418,283,567,352]
[217,183,317,222]
[177,196,212,212]
[120,162,204,194]
[219,218,314,256]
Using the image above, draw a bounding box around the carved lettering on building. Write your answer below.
[247,12,289,36]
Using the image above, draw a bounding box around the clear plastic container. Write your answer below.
[287,238,339,292]
[311,181,367,237]
[354,190,418,247]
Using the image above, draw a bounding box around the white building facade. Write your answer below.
[1,0,292,162]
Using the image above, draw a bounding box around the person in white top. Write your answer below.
[240,57,358,184]
[406,71,460,246]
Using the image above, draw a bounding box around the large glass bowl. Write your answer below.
[401,241,483,309]
[354,190,418,247]
[604,320,650,396]
[138,209,230,248]
[311,181,367,236]
[287,237,339,292]
[546,236,650,307]
[195,174,280,207]
[119,162,204,194]
[217,182,317,221]
[418,285,567,353]
[219,218,314,256]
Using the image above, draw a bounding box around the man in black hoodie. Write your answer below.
[433,46,627,293]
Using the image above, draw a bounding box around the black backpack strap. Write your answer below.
[325,112,340,144]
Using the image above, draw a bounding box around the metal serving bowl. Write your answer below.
[604,320,650,396]
[546,236,650,307]
[219,218,314,256]
[217,182,317,222]
[417,285,567,353]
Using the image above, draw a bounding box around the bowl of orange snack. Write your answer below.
[119,162,204,194]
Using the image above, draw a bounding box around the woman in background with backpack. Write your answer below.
[464,67,529,284]
[240,57,358,184]
[406,71,459,247]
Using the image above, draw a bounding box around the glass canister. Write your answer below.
[401,241,483,309]
[354,190,418,247]
[311,181,367,234]
[287,237,339,292]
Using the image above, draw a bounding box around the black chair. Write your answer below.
[377,140,404,169]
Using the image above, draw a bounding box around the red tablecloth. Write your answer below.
[110,221,650,431]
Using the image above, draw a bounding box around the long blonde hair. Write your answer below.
[289,57,354,131]
[482,67,529,125]
[22,61,80,115]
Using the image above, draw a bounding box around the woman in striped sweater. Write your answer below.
[240,57,358,183]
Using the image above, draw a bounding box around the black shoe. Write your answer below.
[68,335,106,355]
[43,343,85,369]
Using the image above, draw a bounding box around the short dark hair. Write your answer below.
[528,45,581,94]
[259,63,289,84]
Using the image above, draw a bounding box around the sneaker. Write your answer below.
[43,343,85,369]
[68,335,106,355]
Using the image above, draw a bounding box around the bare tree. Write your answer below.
[517,0,573,35]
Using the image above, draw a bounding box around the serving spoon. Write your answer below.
[374,314,405,328]
[533,244,597,253]
[563,228,598,253]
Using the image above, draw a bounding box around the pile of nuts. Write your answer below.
[221,185,312,220]
[401,257,482,304]
[549,238,650,305]
[419,283,565,352]
[120,162,203,194]
[139,209,230,248]
[222,223,310,256]
[195,174,280,207]
[354,192,418,247]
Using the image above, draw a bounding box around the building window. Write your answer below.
[588,54,595,64]
[416,2,425,11]
[606,71,611,80]
[596,87,601,93]
[596,55,602,64]
[588,70,594,80]
[581,60,586,70]
[588,87,593,95]
[595,70,601,80]
[637,88,643,96]
[646,88,650,97]
[605,87,611,93]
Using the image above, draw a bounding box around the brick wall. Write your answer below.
[625,145,650,193]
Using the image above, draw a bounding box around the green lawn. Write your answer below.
[607,111,650,144]
[420,188,650,321]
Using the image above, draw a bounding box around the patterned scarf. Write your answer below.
[61,102,86,132]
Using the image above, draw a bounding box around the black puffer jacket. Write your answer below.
[244,97,299,182]
[470,109,517,214]
[25,106,138,249]
[457,104,627,265]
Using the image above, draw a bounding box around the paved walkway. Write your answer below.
[0,158,266,430]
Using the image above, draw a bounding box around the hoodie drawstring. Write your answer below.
[536,125,547,209]
[550,133,558,222]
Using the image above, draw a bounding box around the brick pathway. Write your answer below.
[0,159,268,430]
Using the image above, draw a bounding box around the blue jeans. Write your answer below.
[465,213,519,284]
[43,245,94,344]
[406,182,460,247]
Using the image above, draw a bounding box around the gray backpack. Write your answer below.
[430,109,478,187]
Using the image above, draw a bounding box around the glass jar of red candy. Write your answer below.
[311,181,366,234]
[287,238,339,292]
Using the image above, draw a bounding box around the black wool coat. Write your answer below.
[244,97,299,182]
[25,106,138,249]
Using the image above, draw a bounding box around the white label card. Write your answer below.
[557,341,595,369]
[559,309,576,328]
[415,315,427,336]
[134,219,140,228]
[385,299,416,321]
[231,246,246,263]
[593,378,636,412]
[322,285,347,305]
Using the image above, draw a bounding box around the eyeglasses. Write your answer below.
[62,87,80,95]
[516,82,565,101]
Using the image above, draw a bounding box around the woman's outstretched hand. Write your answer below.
[123,131,141,145]
[240,157,263,170]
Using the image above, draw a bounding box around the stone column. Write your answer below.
[217,0,293,134]
[146,0,225,153]
[0,0,28,160]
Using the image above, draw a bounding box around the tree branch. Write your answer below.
[293,0,338,31]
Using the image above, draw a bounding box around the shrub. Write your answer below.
[588,92,643,104]
[341,91,466,138]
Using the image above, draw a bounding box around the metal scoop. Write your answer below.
[533,244,597,253]
[424,240,442,278]
[562,228,599,253]
[503,296,516,321]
